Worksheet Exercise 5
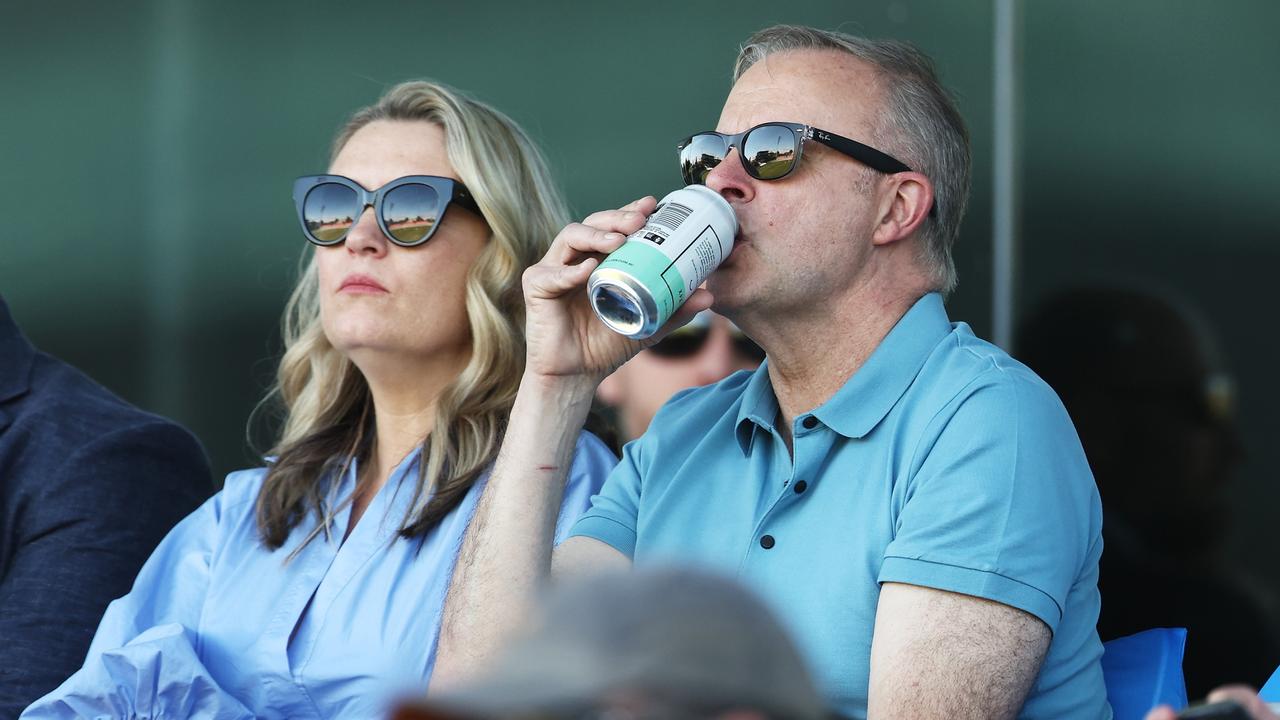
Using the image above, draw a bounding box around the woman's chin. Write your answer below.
[326,330,396,358]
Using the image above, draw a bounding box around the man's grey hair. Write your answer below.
[735,25,971,296]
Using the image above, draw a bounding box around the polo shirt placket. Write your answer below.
[745,413,829,560]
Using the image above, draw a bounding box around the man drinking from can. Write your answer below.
[434,24,1109,720]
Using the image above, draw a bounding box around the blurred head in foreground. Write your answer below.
[598,312,764,441]
[398,567,828,720]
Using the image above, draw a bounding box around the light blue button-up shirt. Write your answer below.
[24,432,616,720]
[570,294,1109,719]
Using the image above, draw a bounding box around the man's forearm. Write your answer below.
[431,371,597,690]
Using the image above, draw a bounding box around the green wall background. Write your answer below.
[1,0,996,474]
[3,0,1278,630]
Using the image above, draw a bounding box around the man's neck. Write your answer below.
[752,286,924,449]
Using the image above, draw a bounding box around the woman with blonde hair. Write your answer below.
[24,81,616,719]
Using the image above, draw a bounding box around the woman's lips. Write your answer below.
[339,274,388,294]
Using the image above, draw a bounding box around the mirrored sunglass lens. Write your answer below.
[648,324,711,358]
[743,125,797,180]
[728,320,766,363]
[731,332,767,363]
[303,184,358,244]
[382,183,441,245]
[680,134,726,185]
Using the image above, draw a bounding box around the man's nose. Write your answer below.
[704,148,755,204]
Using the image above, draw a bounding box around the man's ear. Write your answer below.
[872,171,934,247]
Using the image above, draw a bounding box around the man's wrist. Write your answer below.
[518,370,600,412]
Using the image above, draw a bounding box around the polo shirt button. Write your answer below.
[802,416,819,430]
[794,480,808,494]
[760,534,776,549]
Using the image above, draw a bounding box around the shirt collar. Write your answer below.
[735,360,779,454]
[734,292,952,451]
[816,292,952,439]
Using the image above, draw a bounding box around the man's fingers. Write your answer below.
[620,195,658,213]
[549,223,627,264]
[524,258,598,299]
[645,288,716,347]
[1205,687,1276,719]
[1144,706,1177,720]
[547,198,657,264]
[580,208,649,236]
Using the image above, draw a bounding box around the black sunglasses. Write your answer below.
[292,174,481,248]
[648,313,766,363]
[678,121,932,215]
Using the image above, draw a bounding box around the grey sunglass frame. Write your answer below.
[292,174,481,248]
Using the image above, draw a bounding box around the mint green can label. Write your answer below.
[589,186,737,337]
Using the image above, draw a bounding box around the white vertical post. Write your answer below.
[992,0,1019,350]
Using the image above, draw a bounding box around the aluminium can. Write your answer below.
[588,185,738,339]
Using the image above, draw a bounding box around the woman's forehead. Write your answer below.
[330,120,458,187]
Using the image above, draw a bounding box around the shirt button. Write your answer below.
[760,535,776,549]
[794,480,808,494]
[802,416,819,430]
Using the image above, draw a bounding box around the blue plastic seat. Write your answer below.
[1101,628,1189,720]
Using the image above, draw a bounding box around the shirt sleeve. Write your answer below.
[20,624,254,720]
[552,431,620,546]
[21,480,251,718]
[878,370,1102,633]
[565,434,645,557]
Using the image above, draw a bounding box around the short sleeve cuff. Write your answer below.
[566,514,637,558]
[879,556,1063,632]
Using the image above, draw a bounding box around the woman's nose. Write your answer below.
[343,206,389,256]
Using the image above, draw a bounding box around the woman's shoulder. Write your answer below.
[574,429,614,457]
[214,466,271,517]
[568,429,619,485]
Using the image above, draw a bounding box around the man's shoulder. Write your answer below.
[645,368,757,434]
[918,322,1066,417]
[18,348,162,425]
[17,349,197,441]
[2,350,211,494]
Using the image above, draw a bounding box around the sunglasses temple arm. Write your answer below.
[810,131,936,217]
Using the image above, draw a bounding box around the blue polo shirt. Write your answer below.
[569,293,1109,719]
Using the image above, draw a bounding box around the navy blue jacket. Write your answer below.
[0,296,212,718]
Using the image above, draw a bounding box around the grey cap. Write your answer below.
[413,566,828,719]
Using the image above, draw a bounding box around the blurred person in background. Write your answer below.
[1147,687,1278,720]
[397,567,831,720]
[22,81,615,719]
[1017,286,1280,697]
[0,294,212,717]
[598,311,764,441]
[437,25,1109,720]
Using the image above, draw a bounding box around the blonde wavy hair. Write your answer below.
[256,80,570,549]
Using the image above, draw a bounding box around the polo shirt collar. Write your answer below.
[735,360,779,454]
[734,292,952,451]
[817,292,952,439]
